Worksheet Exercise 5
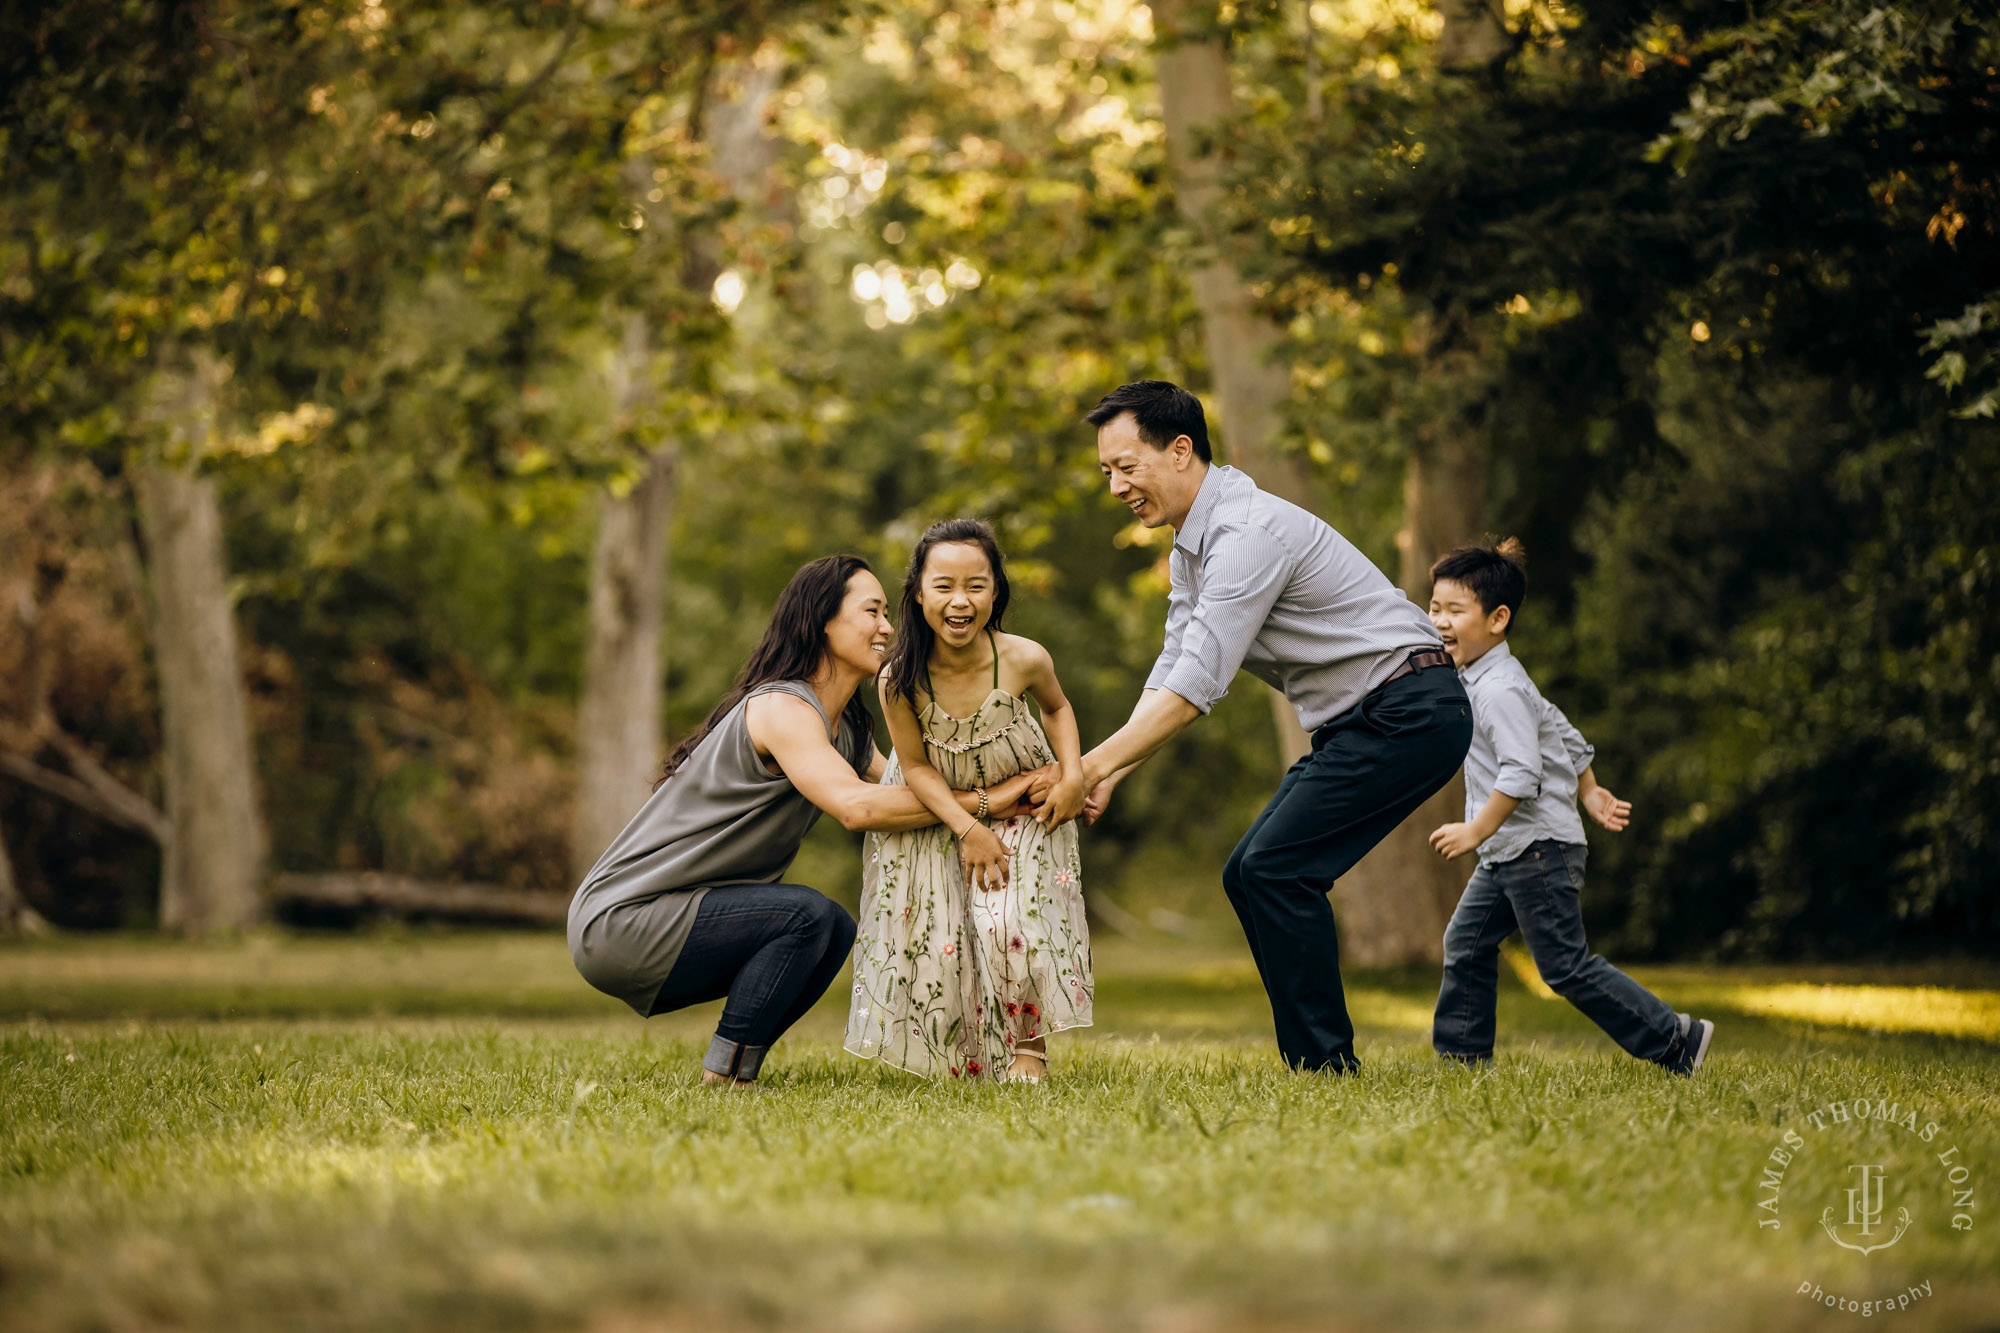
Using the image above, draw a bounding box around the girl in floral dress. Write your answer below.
[844,519,1094,1082]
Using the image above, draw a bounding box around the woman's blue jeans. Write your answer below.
[648,883,855,1081]
[1432,840,1679,1064]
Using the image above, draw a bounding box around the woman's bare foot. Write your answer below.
[700,1069,757,1090]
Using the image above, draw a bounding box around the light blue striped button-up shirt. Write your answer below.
[1144,465,1443,732]
[1459,641,1594,865]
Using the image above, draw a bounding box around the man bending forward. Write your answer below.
[1073,380,1472,1072]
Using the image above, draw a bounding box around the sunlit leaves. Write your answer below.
[1922,296,2000,419]
[1651,1,1971,161]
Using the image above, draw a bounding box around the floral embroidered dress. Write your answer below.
[845,644,1093,1080]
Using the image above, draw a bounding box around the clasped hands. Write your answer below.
[969,763,1077,823]
[956,763,1085,893]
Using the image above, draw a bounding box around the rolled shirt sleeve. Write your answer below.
[1481,683,1545,801]
[1158,524,1291,714]
[1548,703,1596,778]
[1144,549,1197,692]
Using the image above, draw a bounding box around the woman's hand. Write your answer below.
[986,768,1036,817]
[960,822,1013,891]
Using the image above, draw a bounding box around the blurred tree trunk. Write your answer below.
[1433,0,1512,73]
[1325,0,1514,965]
[1152,0,1314,769]
[1330,392,1488,965]
[572,316,675,884]
[569,51,780,884]
[0,819,50,936]
[1156,1,1506,963]
[133,350,267,933]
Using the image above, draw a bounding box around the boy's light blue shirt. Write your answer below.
[1459,641,1593,865]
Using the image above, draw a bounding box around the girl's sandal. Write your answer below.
[1004,1050,1047,1085]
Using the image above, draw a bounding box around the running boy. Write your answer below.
[1426,539,1713,1074]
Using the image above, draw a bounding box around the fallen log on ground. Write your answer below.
[272,873,567,926]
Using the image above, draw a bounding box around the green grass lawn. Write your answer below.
[3,929,1996,1331]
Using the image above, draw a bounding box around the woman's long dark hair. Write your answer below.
[655,554,876,786]
[881,519,1011,707]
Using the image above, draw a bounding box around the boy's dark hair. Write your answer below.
[1084,379,1213,463]
[1431,537,1528,627]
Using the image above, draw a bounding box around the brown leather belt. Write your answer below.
[1378,647,1455,689]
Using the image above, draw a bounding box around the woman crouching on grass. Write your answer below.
[568,554,1055,1088]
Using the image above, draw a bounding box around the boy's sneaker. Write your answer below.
[1663,1015,1714,1076]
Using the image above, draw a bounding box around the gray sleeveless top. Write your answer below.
[567,680,871,1014]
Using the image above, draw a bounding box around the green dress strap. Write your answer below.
[919,627,1001,713]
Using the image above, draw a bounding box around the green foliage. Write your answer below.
[0,0,816,906]
[1567,358,2000,955]
[699,0,1287,879]
[4,0,1996,955]
[1221,0,2000,954]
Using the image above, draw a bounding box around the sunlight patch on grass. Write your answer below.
[0,931,572,985]
[1667,980,2000,1041]
[1503,941,1557,999]
[1349,989,1437,1031]
[1499,946,2000,1043]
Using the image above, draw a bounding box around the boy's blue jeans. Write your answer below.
[1432,840,1679,1065]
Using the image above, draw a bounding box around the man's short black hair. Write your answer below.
[1085,379,1213,463]
[1431,538,1528,627]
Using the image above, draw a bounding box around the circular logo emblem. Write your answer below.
[1755,1094,1979,1316]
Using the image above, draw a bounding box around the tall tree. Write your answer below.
[0,819,49,936]
[1238,0,2000,955]
[571,45,783,883]
[1148,0,1492,960]
[572,313,678,882]
[1151,0,1317,769]
[2,1,759,924]
[1309,0,1513,964]
[0,4,335,931]
[134,350,267,929]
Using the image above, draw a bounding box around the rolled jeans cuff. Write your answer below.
[703,1033,768,1081]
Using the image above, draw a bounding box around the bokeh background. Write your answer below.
[2,0,1995,963]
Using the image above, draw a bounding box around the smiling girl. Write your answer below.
[844,520,1094,1083]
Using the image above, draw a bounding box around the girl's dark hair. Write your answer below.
[1430,537,1528,624]
[655,554,875,786]
[881,519,1011,707]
